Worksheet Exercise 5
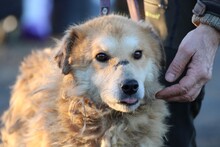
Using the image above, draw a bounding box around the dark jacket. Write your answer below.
[201,0,220,17]
[192,0,220,31]
[144,0,220,49]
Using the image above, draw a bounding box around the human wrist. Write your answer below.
[192,13,220,32]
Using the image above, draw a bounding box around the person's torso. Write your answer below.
[144,0,197,49]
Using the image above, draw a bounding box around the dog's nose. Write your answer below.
[121,79,139,95]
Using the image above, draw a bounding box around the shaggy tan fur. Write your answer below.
[1,15,169,147]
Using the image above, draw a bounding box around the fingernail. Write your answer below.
[166,73,175,82]
[155,93,162,99]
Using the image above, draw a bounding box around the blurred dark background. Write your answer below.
[0,0,219,146]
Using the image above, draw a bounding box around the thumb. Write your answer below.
[165,47,194,82]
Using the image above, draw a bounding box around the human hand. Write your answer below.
[156,24,220,102]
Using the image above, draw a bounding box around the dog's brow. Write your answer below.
[95,36,117,51]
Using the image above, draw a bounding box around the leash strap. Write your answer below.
[100,0,141,21]
[127,0,142,21]
[100,0,111,15]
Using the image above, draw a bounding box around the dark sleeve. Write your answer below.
[200,0,220,17]
[192,0,220,31]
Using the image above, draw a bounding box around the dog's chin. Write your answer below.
[106,99,141,113]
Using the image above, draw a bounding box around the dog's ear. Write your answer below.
[55,27,83,75]
[141,20,166,69]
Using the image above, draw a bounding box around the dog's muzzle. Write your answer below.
[120,79,139,105]
[121,79,139,95]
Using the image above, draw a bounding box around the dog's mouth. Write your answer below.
[119,98,139,106]
[104,97,141,112]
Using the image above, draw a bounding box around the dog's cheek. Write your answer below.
[91,69,120,101]
[137,59,162,99]
[144,76,163,100]
[91,71,106,88]
[69,68,93,95]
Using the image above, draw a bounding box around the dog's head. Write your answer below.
[55,15,165,112]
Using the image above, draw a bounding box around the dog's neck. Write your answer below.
[58,94,155,143]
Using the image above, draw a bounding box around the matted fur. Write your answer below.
[1,15,169,147]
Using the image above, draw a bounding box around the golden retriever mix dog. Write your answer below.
[0,15,169,147]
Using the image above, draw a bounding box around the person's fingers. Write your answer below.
[155,84,187,99]
[165,41,195,83]
[159,84,202,102]
[156,67,206,101]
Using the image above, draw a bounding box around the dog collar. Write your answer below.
[100,0,111,15]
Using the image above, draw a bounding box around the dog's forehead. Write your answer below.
[95,35,138,49]
[92,35,141,55]
[122,36,139,47]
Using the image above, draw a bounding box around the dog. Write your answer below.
[0,15,169,147]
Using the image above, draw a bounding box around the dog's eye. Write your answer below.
[95,53,110,62]
[133,50,142,60]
